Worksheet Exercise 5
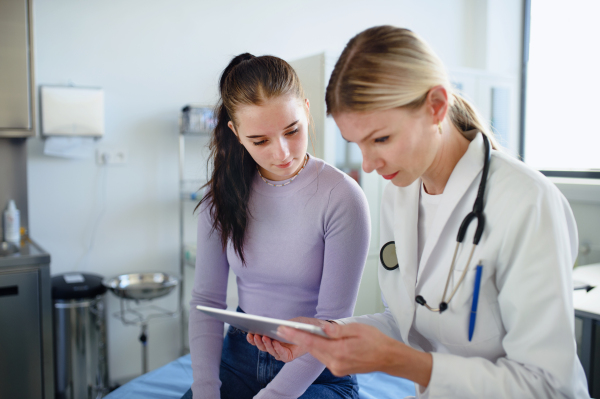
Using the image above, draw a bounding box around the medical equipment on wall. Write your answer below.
[104,272,178,374]
[380,133,491,314]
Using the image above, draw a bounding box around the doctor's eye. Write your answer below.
[253,140,267,146]
[374,136,389,143]
[285,128,299,136]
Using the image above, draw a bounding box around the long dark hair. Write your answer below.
[197,53,305,264]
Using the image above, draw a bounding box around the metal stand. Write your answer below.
[178,133,186,356]
[178,107,212,356]
[112,298,177,374]
[140,324,148,374]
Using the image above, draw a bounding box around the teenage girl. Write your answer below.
[183,53,370,399]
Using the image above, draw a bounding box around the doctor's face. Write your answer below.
[334,105,441,188]
[229,94,310,181]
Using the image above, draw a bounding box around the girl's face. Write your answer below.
[229,94,310,181]
[333,102,441,188]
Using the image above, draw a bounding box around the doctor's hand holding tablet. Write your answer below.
[250,25,591,398]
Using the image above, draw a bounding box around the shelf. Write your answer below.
[180,105,215,136]
[178,105,215,356]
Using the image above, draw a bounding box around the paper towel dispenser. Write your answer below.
[40,86,104,137]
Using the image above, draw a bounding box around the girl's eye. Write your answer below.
[374,136,389,143]
[253,129,297,146]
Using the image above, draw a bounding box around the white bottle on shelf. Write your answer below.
[3,200,21,244]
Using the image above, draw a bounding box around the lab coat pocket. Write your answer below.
[437,268,504,347]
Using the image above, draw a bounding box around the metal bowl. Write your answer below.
[0,242,19,257]
[104,272,178,301]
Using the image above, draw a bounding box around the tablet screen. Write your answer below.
[196,305,329,344]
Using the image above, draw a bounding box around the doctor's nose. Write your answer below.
[362,155,383,174]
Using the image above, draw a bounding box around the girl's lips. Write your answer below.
[382,171,398,180]
[276,160,293,168]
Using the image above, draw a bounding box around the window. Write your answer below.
[524,0,600,174]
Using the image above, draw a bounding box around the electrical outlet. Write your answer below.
[96,149,128,165]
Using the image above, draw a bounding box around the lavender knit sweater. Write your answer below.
[188,156,370,399]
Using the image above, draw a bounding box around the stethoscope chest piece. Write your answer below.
[380,241,399,271]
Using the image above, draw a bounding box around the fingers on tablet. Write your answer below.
[253,334,267,351]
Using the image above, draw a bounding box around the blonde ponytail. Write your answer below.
[449,93,499,149]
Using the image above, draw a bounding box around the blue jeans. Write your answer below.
[182,309,358,399]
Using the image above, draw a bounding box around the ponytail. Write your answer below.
[198,102,256,264]
[197,53,305,264]
[449,93,499,150]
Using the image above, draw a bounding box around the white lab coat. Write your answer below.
[339,133,590,398]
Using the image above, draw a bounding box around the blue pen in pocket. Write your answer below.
[469,263,484,341]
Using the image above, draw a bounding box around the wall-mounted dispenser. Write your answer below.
[40,86,104,137]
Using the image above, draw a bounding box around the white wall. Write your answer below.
[29,0,524,383]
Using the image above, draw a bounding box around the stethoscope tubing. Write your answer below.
[381,134,492,314]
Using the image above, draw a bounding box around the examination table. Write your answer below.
[104,353,416,399]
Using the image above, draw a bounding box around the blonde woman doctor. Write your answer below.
[251,26,590,398]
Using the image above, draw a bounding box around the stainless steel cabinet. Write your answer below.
[0,242,53,398]
[0,0,35,137]
[0,270,43,398]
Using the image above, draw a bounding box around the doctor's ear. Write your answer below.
[425,85,449,125]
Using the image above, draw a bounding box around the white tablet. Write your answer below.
[196,305,329,344]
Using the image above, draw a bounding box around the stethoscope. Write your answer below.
[380,134,491,314]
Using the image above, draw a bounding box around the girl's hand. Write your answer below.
[246,317,328,362]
